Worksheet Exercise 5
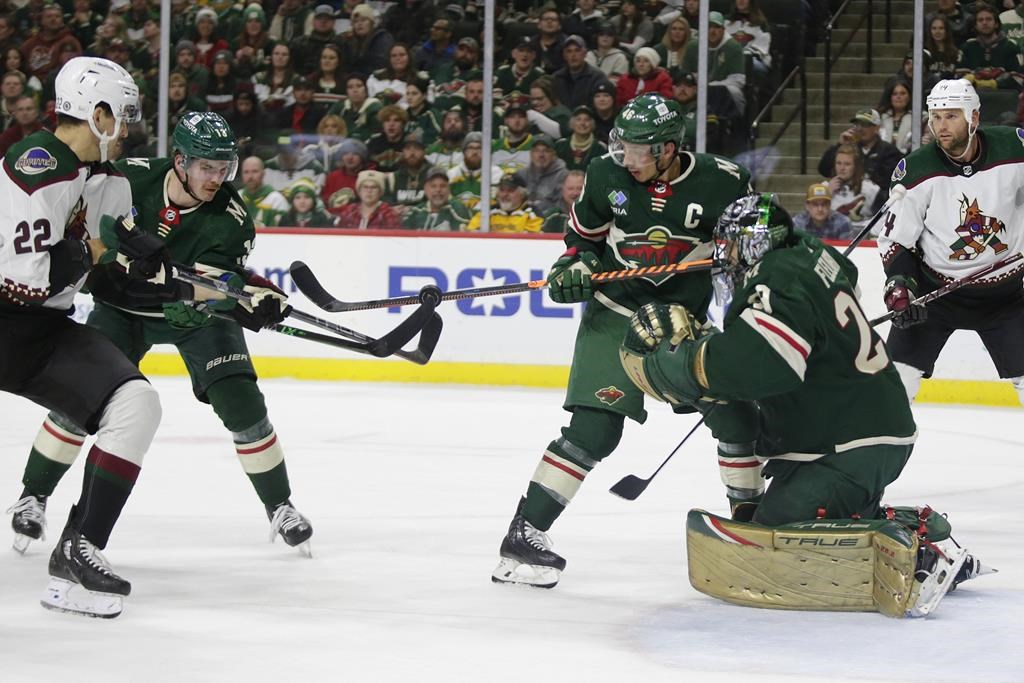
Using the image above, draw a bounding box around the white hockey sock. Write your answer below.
[895,362,924,402]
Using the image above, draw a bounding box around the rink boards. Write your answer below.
[75,229,1016,407]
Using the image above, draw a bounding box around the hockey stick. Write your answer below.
[841,184,907,257]
[174,268,443,364]
[289,259,715,313]
[609,415,708,501]
[869,251,1023,326]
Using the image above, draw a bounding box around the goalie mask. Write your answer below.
[171,111,239,202]
[712,193,793,311]
[608,94,684,179]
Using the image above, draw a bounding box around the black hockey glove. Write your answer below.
[883,275,927,329]
[231,273,292,332]
[99,213,172,281]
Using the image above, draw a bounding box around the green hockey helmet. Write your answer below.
[171,111,239,181]
[608,93,685,167]
[712,193,793,308]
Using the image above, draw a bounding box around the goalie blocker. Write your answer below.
[686,509,970,618]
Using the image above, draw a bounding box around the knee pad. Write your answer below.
[560,407,625,463]
[895,362,924,402]
[94,379,161,467]
[206,376,268,433]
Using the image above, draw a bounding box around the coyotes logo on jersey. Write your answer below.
[949,194,1009,261]
[65,198,87,242]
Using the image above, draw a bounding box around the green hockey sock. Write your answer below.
[22,413,87,496]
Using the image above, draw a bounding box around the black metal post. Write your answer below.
[866,0,874,74]
[824,26,832,139]
[800,66,807,175]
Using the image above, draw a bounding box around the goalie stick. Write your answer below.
[173,268,442,364]
[610,253,1024,500]
[288,259,714,313]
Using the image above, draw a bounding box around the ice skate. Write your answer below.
[492,501,566,589]
[7,491,47,554]
[267,500,313,557]
[907,541,968,618]
[950,552,997,591]
[40,515,130,619]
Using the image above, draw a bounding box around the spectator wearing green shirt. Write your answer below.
[682,11,746,118]
[402,166,472,231]
[554,105,608,172]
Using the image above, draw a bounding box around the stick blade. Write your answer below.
[609,475,649,501]
[289,261,347,312]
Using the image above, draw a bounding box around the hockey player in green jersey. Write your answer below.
[492,94,759,588]
[877,78,1024,405]
[9,112,315,556]
[619,193,991,611]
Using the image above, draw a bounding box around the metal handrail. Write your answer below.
[747,64,807,181]
[824,0,874,139]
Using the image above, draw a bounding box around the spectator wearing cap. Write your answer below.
[342,4,395,77]
[328,73,383,140]
[402,166,472,231]
[0,95,41,157]
[240,156,290,228]
[655,17,691,77]
[957,6,1020,90]
[493,103,535,175]
[173,40,211,100]
[433,37,483,109]
[265,135,328,194]
[448,131,504,210]
[67,0,105,53]
[521,134,568,215]
[282,180,339,228]
[826,143,881,227]
[322,138,370,210]
[536,7,567,74]
[337,170,402,229]
[817,108,901,208]
[387,131,432,210]
[726,0,772,79]
[367,104,409,172]
[591,79,618,143]
[495,37,545,104]
[563,0,605,49]
[382,0,439,49]
[413,17,456,83]
[269,0,311,45]
[616,47,673,107]
[232,3,276,79]
[671,71,702,147]
[682,11,746,117]
[190,7,230,70]
[253,43,298,113]
[124,0,156,42]
[467,173,543,233]
[524,75,572,139]
[289,4,342,76]
[540,169,585,233]
[20,3,82,83]
[404,78,441,145]
[310,44,346,110]
[586,22,629,85]
[554,105,607,172]
[552,35,610,110]
[793,182,854,240]
[426,109,466,170]
[612,0,655,54]
[275,77,326,134]
[205,50,238,115]
[368,43,431,108]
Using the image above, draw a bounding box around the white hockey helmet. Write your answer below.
[55,56,141,162]
[926,78,981,125]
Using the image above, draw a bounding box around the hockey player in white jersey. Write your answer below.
[877,78,1024,404]
[0,57,171,617]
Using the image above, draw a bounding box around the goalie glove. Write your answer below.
[547,247,602,304]
[623,302,704,353]
[883,275,927,329]
[619,303,710,406]
[98,213,172,282]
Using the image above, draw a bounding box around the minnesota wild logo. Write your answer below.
[595,386,625,405]
[949,195,1008,261]
[616,227,701,283]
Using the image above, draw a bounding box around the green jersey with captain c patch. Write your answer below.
[568,152,751,313]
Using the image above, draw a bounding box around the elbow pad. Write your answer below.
[48,239,92,294]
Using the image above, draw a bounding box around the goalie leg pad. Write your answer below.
[686,509,920,618]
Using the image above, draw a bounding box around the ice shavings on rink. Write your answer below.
[0,378,1020,683]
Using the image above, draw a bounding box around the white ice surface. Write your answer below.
[0,378,1020,682]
